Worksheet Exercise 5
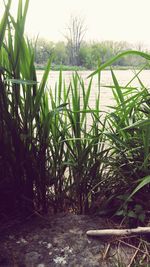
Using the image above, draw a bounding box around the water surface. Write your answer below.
[37,70,150,112]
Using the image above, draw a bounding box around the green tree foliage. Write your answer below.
[54,42,68,65]
[35,38,54,65]
[34,38,148,69]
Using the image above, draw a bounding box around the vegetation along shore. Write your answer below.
[0,0,150,266]
[1,0,150,228]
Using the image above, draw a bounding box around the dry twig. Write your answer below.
[127,241,141,267]
[102,243,111,260]
[86,227,150,237]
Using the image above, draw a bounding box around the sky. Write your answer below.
[1,0,150,48]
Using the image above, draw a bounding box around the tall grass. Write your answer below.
[0,0,109,216]
[0,0,52,215]
[1,0,150,222]
[91,61,150,221]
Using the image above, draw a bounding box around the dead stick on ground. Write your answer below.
[127,241,141,267]
[103,243,111,260]
[86,227,150,237]
[119,239,149,257]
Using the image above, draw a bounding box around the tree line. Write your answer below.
[34,38,148,69]
[34,16,148,69]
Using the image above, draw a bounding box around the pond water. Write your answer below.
[37,70,150,112]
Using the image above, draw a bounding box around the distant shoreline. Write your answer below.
[35,64,149,71]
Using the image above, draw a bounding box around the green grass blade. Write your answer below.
[32,58,51,119]
[128,175,150,199]
[0,0,11,49]
[88,50,150,78]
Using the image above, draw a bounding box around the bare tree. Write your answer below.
[64,15,86,66]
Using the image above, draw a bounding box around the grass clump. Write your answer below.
[0,0,109,217]
[0,0,51,215]
[0,0,150,227]
[91,61,150,224]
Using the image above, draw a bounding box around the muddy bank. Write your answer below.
[0,213,148,266]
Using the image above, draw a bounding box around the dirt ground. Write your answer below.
[0,213,149,267]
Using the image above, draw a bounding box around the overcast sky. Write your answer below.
[1,0,150,48]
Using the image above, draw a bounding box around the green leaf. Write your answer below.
[129,175,150,199]
[138,214,145,222]
[127,210,137,218]
[0,0,11,49]
[6,78,38,85]
[32,57,51,119]
[88,50,150,78]
[134,204,142,212]
[116,210,124,216]
[123,119,150,130]
[111,69,125,108]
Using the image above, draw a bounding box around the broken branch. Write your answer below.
[86,227,150,237]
